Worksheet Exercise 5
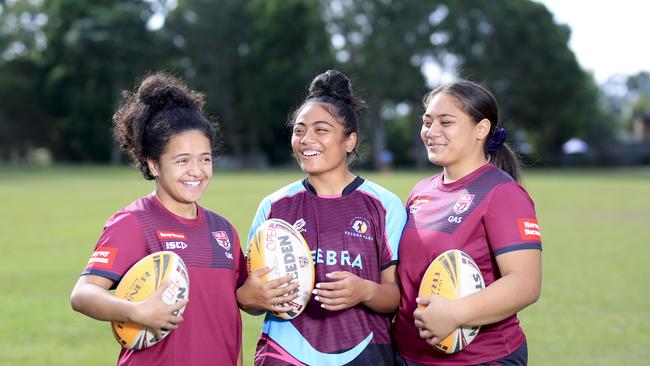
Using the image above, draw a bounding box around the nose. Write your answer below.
[424,123,439,139]
[300,129,314,144]
[187,160,202,177]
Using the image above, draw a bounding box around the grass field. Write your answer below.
[1,166,649,365]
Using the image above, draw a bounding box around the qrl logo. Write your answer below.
[453,193,475,215]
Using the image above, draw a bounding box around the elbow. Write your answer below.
[70,291,82,313]
[525,282,542,307]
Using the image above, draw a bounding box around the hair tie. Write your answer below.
[487,127,507,154]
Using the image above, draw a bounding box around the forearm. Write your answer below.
[362,280,400,313]
[235,286,265,315]
[70,283,135,322]
[454,270,541,327]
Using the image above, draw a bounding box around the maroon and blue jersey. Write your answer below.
[392,164,542,365]
[248,177,406,366]
[82,194,247,366]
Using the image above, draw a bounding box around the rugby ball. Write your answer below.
[418,249,485,354]
[112,251,189,350]
[247,218,315,319]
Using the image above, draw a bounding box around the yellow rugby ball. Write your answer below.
[112,251,189,349]
[247,218,315,319]
[418,249,485,354]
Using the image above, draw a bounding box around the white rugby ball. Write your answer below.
[418,249,485,354]
[112,251,189,349]
[247,218,315,319]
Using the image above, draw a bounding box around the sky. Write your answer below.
[536,0,649,84]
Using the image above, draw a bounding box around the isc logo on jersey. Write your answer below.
[409,195,432,214]
[157,231,188,250]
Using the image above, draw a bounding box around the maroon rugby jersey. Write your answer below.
[248,177,406,366]
[82,194,247,366]
[392,164,542,365]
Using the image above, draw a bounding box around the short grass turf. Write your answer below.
[0,166,648,365]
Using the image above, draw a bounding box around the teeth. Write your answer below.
[302,150,320,157]
[184,181,200,187]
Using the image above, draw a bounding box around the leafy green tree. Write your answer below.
[241,0,333,164]
[430,0,606,157]
[165,0,332,166]
[0,57,51,161]
[0,0,50,161]
[323,0,434,168]
[39,0,167,161]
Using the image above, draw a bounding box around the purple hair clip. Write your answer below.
[487,127,507,154]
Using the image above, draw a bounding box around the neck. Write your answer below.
[154,190,198,219]
[443,157,488,184]
[307,169,356,196]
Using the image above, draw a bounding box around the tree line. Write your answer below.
[0,0,627,168]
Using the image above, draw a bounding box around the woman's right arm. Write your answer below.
[236,267,299,315]
[70,274,186,338]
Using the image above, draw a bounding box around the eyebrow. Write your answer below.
[423,112,457,119]
[294,120,335,127]
[172,152,212,159]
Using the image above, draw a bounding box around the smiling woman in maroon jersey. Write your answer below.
[70,73,247,366]
[236,70,407,366]
[392,80,542,366]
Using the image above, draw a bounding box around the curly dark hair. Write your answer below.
[112,72,219,180]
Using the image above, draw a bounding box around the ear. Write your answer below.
[345,132,358,153]
[147,158,159,178]
[476,118,492,141]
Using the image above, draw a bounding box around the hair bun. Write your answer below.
[137,74,203,112]
[307,70,363,110]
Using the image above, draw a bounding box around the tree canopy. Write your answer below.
[0,0,637,166]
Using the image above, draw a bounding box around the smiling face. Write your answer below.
[421,93,490,176]
[147,130,213,218]
[291,102,356,178]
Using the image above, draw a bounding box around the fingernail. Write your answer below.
[415,297,420,303]
[320,304,325,308]
[314,296,320,301]
[325,273,332,277]
[312,289,317,295]
[315,283,321,289]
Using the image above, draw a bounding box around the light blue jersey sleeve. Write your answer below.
[359,180,407,262]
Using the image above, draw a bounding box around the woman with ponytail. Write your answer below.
[392,80,542,365]
[70,73,247,365]
[237,70,406,365]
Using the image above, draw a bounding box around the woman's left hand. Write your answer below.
[413,295,461,345]
[313,271,372,311]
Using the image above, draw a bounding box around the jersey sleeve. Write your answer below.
[380,192,407,269]
[229,223,248,287]
[246,196,272,252]
[81,211,147,284]
[485,182,542,256]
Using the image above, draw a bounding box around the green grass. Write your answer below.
[0,166,649,365]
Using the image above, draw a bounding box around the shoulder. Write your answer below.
[490,181,535,207]
[200,205,235,228]
[411,173,441,193]
[103,196,152,229]
[261,179,307,205]
[357,179,403,209]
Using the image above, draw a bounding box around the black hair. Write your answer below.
[112,72,219,180]
[424,79,522,183]
[289,69,365,159]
